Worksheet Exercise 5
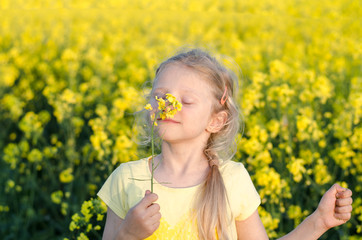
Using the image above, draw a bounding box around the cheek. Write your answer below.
[184,109,210,127]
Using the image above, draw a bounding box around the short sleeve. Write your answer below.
[222,161,261,221]
[97,164,128,219]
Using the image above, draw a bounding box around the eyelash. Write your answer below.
[182,99,193,105]
[152,94,193,105]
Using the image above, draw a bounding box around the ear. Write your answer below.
[206,111,228,133]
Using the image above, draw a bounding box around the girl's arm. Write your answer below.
[102,208,126,240]
[235,210,269,240]
[236,184,353,240]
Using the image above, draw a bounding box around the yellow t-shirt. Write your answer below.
[97,157,260,239]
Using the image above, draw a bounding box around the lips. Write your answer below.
[158,118,180,123]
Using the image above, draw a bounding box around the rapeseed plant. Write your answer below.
[144,93,182,192]
[0,0,360,239]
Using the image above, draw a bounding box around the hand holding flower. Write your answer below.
[118,190,161,240]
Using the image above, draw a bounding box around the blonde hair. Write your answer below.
[153,49,240,240]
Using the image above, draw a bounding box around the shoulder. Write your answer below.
[219,160,257,193]
[220,160,261,221]
[220,160,249,180]
[220,159,245,169]
[111,157,149,178]
[97,158,149,219]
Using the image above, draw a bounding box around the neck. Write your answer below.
[158,140,209,175]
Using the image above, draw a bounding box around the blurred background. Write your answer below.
[0,0,361,239]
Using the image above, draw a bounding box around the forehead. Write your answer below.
[153,63,214,96]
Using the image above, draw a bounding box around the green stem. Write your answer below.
[151,117,155,193]
[150,101,174,193]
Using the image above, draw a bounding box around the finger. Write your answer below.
[143,212,161,231]
[146,203,161,216]
[334,183,345,192]
[335,205,353,214]
[334,212,351,221]
[324,184,341,198]
[139,191,158,208]
[151,219,161,231]
[149,212,162,223]
[330,183,347,196]
[336,189,353,199]
[336,197,353,207]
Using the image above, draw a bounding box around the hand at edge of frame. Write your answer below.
[314,183,353,231]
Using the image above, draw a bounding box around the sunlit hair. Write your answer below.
[153,49,241,240]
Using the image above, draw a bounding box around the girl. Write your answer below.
[98,49,353,240]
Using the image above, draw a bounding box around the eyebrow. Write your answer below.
[153,87,200,97]
[152,87,168,93]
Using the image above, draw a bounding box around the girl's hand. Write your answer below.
[121,190,161,240]
[315,184,353,231]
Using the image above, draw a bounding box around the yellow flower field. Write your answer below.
[0,0,361,239]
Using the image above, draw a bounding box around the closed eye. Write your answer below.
[182,98,194,105]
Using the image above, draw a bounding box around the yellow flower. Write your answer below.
[0,65,19,87]
[77,233,89,240]
[51,190,63,204]
[287,157,306,183]
[267,119,280,138]
[314,159,332,185]
[97,213,104,221]
[312,75,334,104]
[287,205,309,226]
[81,200,93,222]
[166,93,182,111]
[86,223,92,232]
[72,213,81,222]
[165,93,176,102]
[155,96,166,110]
[61,202,68,216]
[61,89,78,105]
[144,103,153,110]
[145,93,182,125]
[150,113,157,126]
[59,168,74,183]
[0,205,10,212]
[28,148,43,163]
[7,180,15,189]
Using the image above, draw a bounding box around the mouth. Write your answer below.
[158,118,180,124]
